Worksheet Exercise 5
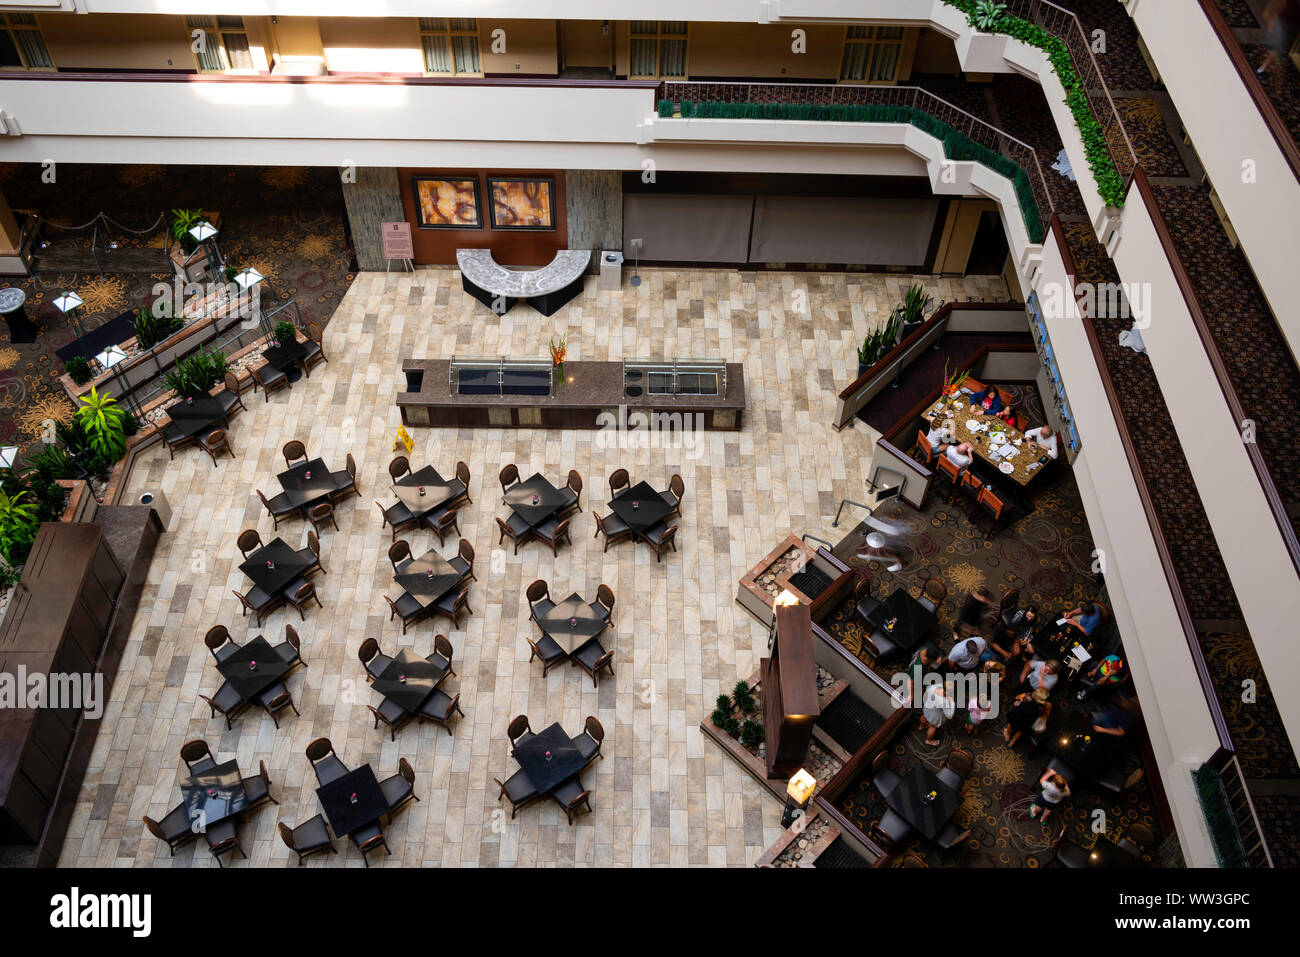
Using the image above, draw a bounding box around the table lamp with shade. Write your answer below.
[53,291,83,313]
[188,220,218,244]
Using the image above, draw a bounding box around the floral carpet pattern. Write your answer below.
[0,163,355,460]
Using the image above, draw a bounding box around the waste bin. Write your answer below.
[599,250,623,291]
[138,488,171,531]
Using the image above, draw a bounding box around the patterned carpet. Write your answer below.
[1216,0,1261,28]
[1112,97,1188,177]
[824,457,1163,866]
[1246,44,1300,154]
[0,163,355,461]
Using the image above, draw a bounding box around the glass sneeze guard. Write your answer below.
[449,356,553,397]
[622,359,726,397]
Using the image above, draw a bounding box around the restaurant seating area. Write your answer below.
[62,266,1033,867]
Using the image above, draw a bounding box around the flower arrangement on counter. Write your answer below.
[549,333,567,386]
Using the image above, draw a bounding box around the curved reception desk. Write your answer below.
[456,249,590,316]
[399,357,746,431]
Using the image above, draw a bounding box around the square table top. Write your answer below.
[880,765,961,841]
[512,722,586,795]
[165,394,227,439]
[608,481,673,534]
[263,339,308,372]
[371,648,446,713]
[505,473,566,528]
[316,765,387,837]
[876,588,937,653]
[393,465,457,515]
[395,549,462,608]
[1045,710,1124,780]
[240,538,311,595]
[216,635,290,701]
[536,592,607,654]
[181,759,248,830]
[278,458,335,509]
[1030,623,1097,665]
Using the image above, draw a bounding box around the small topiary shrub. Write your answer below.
[65,356,93,386]
[740,719,764,751]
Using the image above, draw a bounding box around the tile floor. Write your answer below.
[59,266,1007,867]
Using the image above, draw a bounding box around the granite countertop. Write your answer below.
[399,359,746,411]
[456,249,590,297]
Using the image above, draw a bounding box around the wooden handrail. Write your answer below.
[1198,0,1300,183]
[3,70,659,90]
[1131,167,1300,577]
[1049,215,1233,754]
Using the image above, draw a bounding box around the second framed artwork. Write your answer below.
[488,178,556,230]
[413,177,482,229]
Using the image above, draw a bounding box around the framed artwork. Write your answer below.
[488,178,556,230]
[412,177,482,228]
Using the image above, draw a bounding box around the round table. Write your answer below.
[0,286,37,344]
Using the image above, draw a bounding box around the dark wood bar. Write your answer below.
[398,359,746,430]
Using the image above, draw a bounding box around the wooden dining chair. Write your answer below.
[283,440,308,468]
[305,737,347,786]
[639,522,678,562]
[200,428,234,466]
[258,488,298,530]
[204,625,238,663]
[417,689,464,735]
[143,805,199,856]
[205,819,246,867]
[330,452,359,502]
[495,770,542,819]
[274,623,306,673]
[448,460,473,508]
[998,587,1021,627]
[278,816,336,865]
[496,514,532,554]
[232,586,280,627]
[236,528,263,558]
[357,637,393,680]
[352,823,391,867]
[526,634,568,677]
[662,473,686,519]
[450,538,475,581]
[595,583,616,629]
[572,639,615,688]
[499,463,522,500]
[608,468,630,497]
[424,505,460,546]
[384,593,429,635]
[240,760,279,815]
[593,511,632,552]
[433,585,471,628]
[425,634,456,683]
[919,577,947,614]
[249,361,291,401]
[376,499,419,541]
[507,714,534,748]
[559,469,583,517]
[575,716,605,766]
[282,580,322,621]
[199,684,248,731]
[533,515,572,557]
[973,486,1008,539]
[552,776,593,826]
[933,454,963,502]
[298,529,325,577]
[258,682,299,729]
[388,455,411,482]
[181,739,216,774]
[305,501,338,534]
[161,422,196,461]
[911,429,934,466]
[368,699,413,742]
[219,371,248,418]
[302,321,327,373]
[380,757,420,822]
[388,539,413,572]
[959,470,983,505]
[525,579,554,622]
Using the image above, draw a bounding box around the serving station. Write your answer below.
[398,357,745,430]
[456,248,590,316]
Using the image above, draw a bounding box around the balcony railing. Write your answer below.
[657,80,1052,242]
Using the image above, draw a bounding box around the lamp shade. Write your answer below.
[53,291,83,312]
[0,446,17,469]
[232,267,264,290]
[786,769,816,805]
[189,220,218,242]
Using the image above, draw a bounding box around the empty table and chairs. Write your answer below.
[365,644,460,740]
[500,721,593,825]
[499,468,571,555]
[875,764,963,848]
[201,632,299,730]
[607,475,679,562]
[306,738,391,867]
[236,536,316,625]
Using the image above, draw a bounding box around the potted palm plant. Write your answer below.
[856,309,903,377]
[898,283,934,339]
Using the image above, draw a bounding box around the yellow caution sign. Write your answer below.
[394,424,414,455]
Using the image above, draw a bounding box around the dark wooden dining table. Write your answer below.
[263,339,308,381]
[534,592,607,654]
[512,722,586,795]
[181,759,248,830]
[608,481,673,534]
[216,635,290,701]
[165,394,228,438]
[1044,710,1125,780]
[1029,622,1098,666]
[394,549,462,608]
[505,473,567,528]
[316,765,387,837]
[392,466,458,517]
[278,458,336,510]
[370,648,447,713]
[240,538,311,594]
[1058,835,1146,868]
[879,765,961,841]
[875,587,938,653]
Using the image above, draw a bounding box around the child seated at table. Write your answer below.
[969,385,1004,416]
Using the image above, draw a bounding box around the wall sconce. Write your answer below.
[781,768,816,828]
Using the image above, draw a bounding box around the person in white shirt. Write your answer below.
[947,634,986,671]
[1030,770,1070,821]
[1020,657,1060,693]
[945,442,974,469]
[1024,425,1059,460]
[924,422,953,463]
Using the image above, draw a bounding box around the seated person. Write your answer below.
[1091,694,1139,738]
[924,422,953,462]
[969,385,1004,416]
[1020,657,1061,693]
[945,441,974,469]
[1063,601,1104,636]
[994,604,1039,663]
[947,634,987,671]
[1004,686,1051,748]
[995,403,1018,427]
[1029,769,1070,822]
[1076,653,1125,701]
[1024,424,1059,460]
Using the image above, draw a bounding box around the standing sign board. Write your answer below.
[382,222,414,272]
